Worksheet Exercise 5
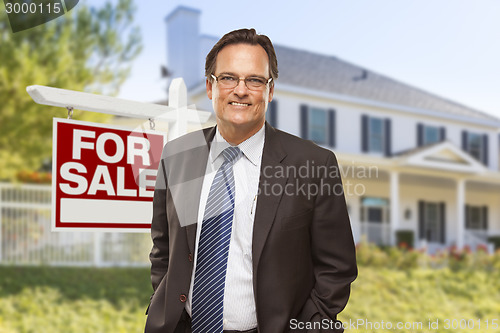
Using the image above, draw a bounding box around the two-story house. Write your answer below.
[164,6,500,252]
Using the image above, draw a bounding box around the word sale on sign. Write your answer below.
[52,118,167,232]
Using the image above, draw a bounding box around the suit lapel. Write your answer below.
[252,123,288,277]
[171,126,216,256]
[188,126,217,255]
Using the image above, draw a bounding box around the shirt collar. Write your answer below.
[210,124,265,166]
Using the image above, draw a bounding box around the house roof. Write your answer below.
[275,45,500,123]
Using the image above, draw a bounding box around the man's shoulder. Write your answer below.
[166,126,212,146]
[161,126,213,158]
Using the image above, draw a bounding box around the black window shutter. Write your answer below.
[300,105,308,139]
[418,201,425,240]
[361,115,368,152]
[417,123,424,146]
[482,134,489,166]
[328,109,336,147]
[384,118,392,157]
[439,202,446,244]
[461,130,468,151]
[268,100,278,128]
[440,127,446,142]
[482,206,488,230]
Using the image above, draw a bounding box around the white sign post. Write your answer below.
[27,78,212,232]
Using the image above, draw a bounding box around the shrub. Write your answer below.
[488,236,500,250]
[396,230,414,249]
[355,241,500,272]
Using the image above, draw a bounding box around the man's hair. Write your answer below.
[205,28,278,82]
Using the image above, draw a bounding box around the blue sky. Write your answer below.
[86,0,500,119]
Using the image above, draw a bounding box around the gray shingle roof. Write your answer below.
[275,45,500,123]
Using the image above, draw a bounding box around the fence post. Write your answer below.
[93,232,102,267]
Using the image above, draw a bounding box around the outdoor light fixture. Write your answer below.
[404,208,412,220]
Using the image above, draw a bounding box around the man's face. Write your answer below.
[207,43,274,138]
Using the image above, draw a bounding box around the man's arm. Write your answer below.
[149,156,170,292]
[305,151,358,331]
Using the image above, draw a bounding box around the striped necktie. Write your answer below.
[192,146,241,333]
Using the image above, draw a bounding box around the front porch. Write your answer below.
[356,220,494,253]
[338,141,500,252]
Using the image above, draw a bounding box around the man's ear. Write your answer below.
[206,79,213,100]
[268,83,274,102]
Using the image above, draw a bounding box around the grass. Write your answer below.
[0,266,151,333]
[339,266,500,333]
[1,246,500,333]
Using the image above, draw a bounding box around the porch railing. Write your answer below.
[464,229,494,253]
[359,222,391,245]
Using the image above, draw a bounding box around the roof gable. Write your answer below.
[398,141,487,173]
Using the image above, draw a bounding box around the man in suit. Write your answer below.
[145,28,357,333]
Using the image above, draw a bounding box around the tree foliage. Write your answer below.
[0,0,142,181]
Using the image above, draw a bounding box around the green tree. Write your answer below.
[0,0,142,181]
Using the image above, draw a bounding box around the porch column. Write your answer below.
[390,171,399,246]
[456,178,465,249]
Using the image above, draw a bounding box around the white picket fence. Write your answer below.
[0,182,151,266]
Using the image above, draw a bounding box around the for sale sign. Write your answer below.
[52,118,167,232]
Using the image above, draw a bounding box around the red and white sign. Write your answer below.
[52,118,166,232]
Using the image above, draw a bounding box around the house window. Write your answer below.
[360,197,390,245]
[468,133,482,161]
[309,107,328,144]
[368,117,384,153]
[466,205,487,230]
[423,126,440,145]
[462,131,488,165]
[417,124,445,146]
[360,197,389,222]
[300,105,336,147]
[362,115,391,155]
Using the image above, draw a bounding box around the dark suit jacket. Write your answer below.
[145,123,357,333]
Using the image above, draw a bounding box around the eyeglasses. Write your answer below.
[211,74,272,90]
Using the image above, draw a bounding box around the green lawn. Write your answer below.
[1,247,499,332]
[0,266,150,333]
[339,266,500,333]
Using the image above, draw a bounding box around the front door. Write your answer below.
[361,197,390,245]
[419,201,445,244]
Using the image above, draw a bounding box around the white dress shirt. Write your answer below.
[186,125,265,330]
